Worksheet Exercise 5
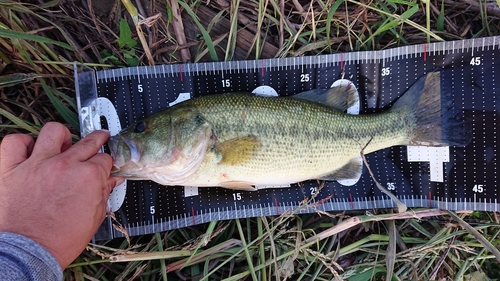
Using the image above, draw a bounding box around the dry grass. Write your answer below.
[1,0,500,280]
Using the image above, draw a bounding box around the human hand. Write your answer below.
[0,122,123,269]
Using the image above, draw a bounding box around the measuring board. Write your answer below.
[75,36,499,241]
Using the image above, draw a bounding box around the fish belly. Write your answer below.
[179,94,413,187]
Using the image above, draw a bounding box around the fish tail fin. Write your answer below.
[392,72,471,147]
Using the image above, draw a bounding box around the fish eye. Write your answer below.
[134,121,147,133]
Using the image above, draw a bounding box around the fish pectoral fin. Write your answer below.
[292,81,359,112]
[219,181,257,191]
[215,136,259,165]
[320,157,363,181]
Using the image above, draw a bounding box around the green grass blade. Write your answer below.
[42,80,80,130]
[155,233,168,281]
[11,38,79,130]
[176,0,218,61]
[257,217,267,281]
[448,211,500,263]
[0,73,40,88]
[371,3,419,39]
[224,0,240,61]
[0,28,72,50]
[0,108,40,135]
[386,220,397,280]
[235,219,258,281]
[326,0,344,53]
[436,0,445,32]
[182,220,218,269]
[347,0,443,42]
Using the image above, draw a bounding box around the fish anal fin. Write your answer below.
[219,181,257,191]
[320,157,363,182]
[215,136,259,165]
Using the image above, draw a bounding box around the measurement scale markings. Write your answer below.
[191,207,196,225]
[428,191,432,208]
[340,53,344,71]
[349,194,354,210]
[86,36,500,240]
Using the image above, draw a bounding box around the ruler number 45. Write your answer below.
[470,57,481,66]
[473,184,484,193]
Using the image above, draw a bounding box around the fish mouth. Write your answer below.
[108,135,143,174]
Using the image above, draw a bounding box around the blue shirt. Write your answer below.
[0,232,62,281]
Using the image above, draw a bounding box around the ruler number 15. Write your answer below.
[233,193,242,200]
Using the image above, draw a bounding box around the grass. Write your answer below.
[0,0,500,280]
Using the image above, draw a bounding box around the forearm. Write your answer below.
[0,232,62,281]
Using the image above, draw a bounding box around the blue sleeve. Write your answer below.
[0,232,62,281]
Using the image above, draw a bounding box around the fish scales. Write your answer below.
[177,93,413,187]
[108,72,471,190]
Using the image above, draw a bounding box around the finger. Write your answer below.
[86,153,114,179]
[0,134,35,172]
[31,122,72,160]
[107,176,124,191]
[65,130,110,162]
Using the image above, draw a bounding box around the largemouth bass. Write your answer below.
[108,72,471,190]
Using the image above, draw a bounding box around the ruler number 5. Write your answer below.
[470,57,481,66]
[138,84,143,93]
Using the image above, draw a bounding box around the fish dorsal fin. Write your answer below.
[293,79,359,112]
[319,157,363,183]
[215,136,260,166]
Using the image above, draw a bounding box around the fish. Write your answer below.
[108,72,471,190]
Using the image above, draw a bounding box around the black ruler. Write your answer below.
[76,37,499,240]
